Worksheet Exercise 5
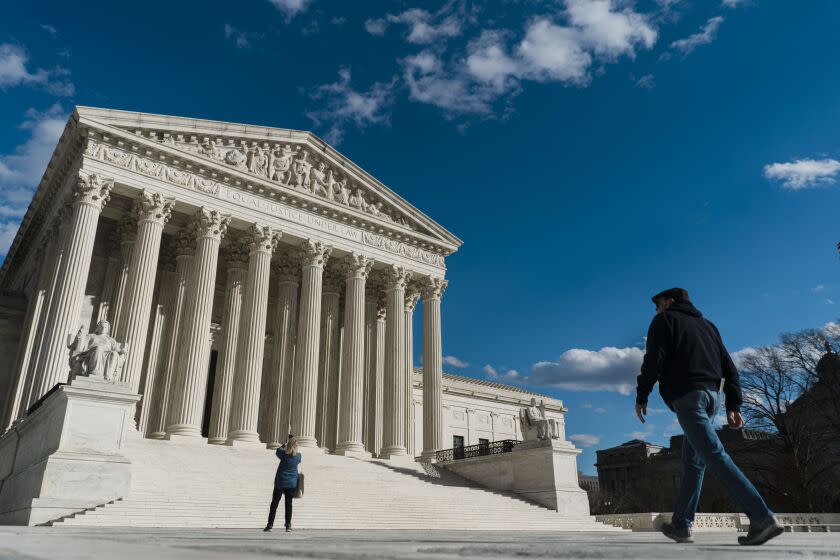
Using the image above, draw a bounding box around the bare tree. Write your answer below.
[738,328,840,512]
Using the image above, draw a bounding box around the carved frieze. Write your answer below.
[84,137,446,269]
[154,135,419,231]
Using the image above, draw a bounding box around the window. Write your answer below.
[478,438,489,446]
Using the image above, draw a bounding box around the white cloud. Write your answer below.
[443,355,469,368]
[813,284,826,293]
[483,364,522,382]
[626,429,653,440]
[670,16,724,56]
[268,0,312,20]
[722,0,748,7]
[364,18,388,36]
[40,24,57,36]
[634,73,655,89]
[0,43,74,95]
[569,433,601,447]
[565,0,657,58]
[517,19,592,84]
[374,8,462,45]
[763,158,840,190]
[0,104,68,256]
[594,407,607,414]
[730,347,756,369]
[826,298,835,305]
[306,69,395,145]
[530,346,644,395]
[224,24,257,49]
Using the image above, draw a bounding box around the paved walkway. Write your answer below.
[0,527,838,559]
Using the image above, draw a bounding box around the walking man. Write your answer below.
[636,288,782,546]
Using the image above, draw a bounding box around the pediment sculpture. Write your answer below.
[68,320,127,382]
[519,397,561,441]
[157,135,419,231]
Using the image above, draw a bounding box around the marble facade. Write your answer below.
[0,107,462,461]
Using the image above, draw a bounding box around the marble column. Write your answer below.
[116,191,174,394]
[3,233,57,429]
[316,269,342,451]
[362,288,378,453]
[137,250,175,435]
[148,231,194,438]
[335,254,373,456]
[95,237,121,323]
[111,216,136,331]
[264,253,300,449]
[33,171,113,402]
[22,202,72,413]
[227,225,279,445]
[165,208,230,439]
[289,240,331,448]
[380,265,411,460]
[421,277,447,461]
[207,238,248,444]
[404,285,420,457]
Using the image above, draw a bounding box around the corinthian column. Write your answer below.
[289,240,331,448]
[34,171,113,401]
[117,191,174,394]
[362,286,378,453]
[148,231,194,439]
[335,254,373,457]
[421,276,447,461]
[3,232,57,429]
[207,238,248,444]
[264,253,300,449]
[111,216,137,332]
[138,247,176,435]
[166,208,231,439]
[404,285,420,457]
[316,269,342,451]
[380,265,411,460]
[227,225,279,445]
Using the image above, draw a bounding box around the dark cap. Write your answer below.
[651,287,689,303]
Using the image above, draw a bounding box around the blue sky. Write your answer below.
[2,0,840,473]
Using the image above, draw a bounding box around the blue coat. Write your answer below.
[274,447,301,490]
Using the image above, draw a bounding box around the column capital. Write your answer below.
[405,285,421,313]
[385,264,411,291]
[133,190,175,226]
[297,240,331,268]
[273,251,301,282]
[342,253,373,281]
[223,234,249,269]
[174,228,196,257]
[423,276,448,300]
[245,223,280,254]
[73,170,114,211]
[192,207,231,241]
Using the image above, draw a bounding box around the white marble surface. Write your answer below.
[0,528,837,560]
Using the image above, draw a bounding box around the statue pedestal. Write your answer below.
[509,439,590,514]
[440,438,591,515]
[0,376,140,525]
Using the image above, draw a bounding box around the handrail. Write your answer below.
[435,439,520,463]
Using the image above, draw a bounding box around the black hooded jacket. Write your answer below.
[636,300,742,412]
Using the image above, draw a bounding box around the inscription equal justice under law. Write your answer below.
[218,186,445,269]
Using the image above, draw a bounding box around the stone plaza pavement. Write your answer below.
[1,527,838,559]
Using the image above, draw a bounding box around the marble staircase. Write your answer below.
[49,437,619,530]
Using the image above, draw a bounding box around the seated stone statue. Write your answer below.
[519,397,561,441]
[68,320,127,382]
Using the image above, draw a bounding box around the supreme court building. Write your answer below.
[0,107,466,461]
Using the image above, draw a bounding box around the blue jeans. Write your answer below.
[671,389,773,529]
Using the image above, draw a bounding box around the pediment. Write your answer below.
[74,107,462,253]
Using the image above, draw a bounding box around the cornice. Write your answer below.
[78,118,454,268]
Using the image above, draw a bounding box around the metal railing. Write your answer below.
[435,439,520,463]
